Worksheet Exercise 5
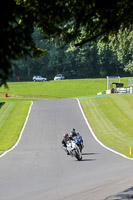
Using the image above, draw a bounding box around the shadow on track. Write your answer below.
[105,187,133,200]
[81,159,96,162]
[82,152,98,156]
[81,152,98,161]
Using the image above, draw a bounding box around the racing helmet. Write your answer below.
[71,128,76,133]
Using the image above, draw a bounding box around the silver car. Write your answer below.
[54,74,65,80]
[33,76,47,81]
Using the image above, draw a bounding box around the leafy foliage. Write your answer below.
[124,60,133,75]
[13,27,132,80]
[0,0,133,84]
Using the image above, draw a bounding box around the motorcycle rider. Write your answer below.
[62,129,84,154]
[62,133,70,154]
[69,128,77,138]
[69,128,82,140]
[62,132,76,155]
[69,128,84,150]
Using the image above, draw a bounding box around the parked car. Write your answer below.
[54,74,65,80]
[33,76,47,81]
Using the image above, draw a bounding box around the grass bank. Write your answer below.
[0,100,31,151]
[0,78,107,99]
[80,94,133,158]
[0,77,129,99]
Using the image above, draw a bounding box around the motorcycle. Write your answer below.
[73,135,84,153]
[66,140,82,161]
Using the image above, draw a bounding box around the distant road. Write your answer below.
[0,98,133,200]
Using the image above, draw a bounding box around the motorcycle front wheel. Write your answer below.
[74,150,82,161]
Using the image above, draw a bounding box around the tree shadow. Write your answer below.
[105,187,133,200]
[0,102,5,109]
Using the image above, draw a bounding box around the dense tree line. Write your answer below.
[0,0,133,84]
[12,27,132,81]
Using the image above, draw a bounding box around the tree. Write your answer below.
[109,27,133,63]
[97,40,121,76]
[97,26,133,76]
[124,60,133,75]
[0,0,133,84]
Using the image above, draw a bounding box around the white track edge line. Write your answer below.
[0,101,33,158]
[76,98,133,161]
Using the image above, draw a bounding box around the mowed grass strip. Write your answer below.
[0,77,129,99]
[0,101,31,150]
[80,95,133,158]
[0,79,108,99]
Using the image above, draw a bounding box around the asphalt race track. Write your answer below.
[0,98,133,200]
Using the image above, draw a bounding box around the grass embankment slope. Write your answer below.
[0,77,133,158]
[0,78,107,99]
[80,95,133,158]
[0,101,30,153]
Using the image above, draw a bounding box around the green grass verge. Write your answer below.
[0,79,107,99]
[1,77,129,99]
[80,94,133,158]
[0,100,31,150]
